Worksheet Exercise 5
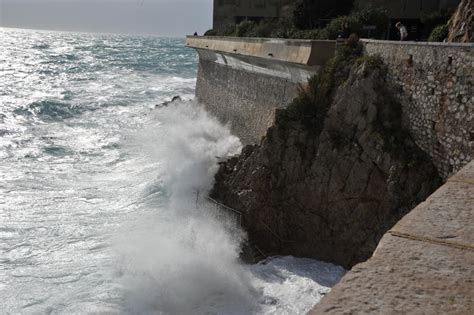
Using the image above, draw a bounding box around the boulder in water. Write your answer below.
[156,96,182,108]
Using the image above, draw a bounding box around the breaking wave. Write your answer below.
[0,27,345,314]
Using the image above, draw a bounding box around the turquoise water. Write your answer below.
[0,28,345,314]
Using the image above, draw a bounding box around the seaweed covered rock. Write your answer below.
[211,57,441,269]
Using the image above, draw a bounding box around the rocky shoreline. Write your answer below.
[210,47,442,268]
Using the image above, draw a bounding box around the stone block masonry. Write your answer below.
[187,36,473,179]
[363,39,473,179]
[196,58,301,144]
[187,36,336,144]
[309,161,474,314]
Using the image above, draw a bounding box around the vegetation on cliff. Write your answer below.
[207,1,464,42]
[428,24,450,42]
[206,7,389,40]
[280,35,364,130]
[211,41,442,268]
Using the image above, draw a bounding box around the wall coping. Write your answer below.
[186,35,335,45]
[361,38,474,48]
[186,36,337,66]
[187,35,473,49]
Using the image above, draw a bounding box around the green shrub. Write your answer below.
[428,24,449,42]
[289,29,322,40]
[215,24,237,37]
[235,20,257,37]
[204,29,217,36]
[305,7,388,40]
[248,19,275,38]
[355,55,385,76]
[216,6,388,40]
[421,9,453,38]
[282,39,364,131]
[269,18,298,38]
[351,7,389,39]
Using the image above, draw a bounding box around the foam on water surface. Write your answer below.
[0,27,345,314]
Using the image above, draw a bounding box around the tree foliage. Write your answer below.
[428,24,449,42]
[293,0,354,30]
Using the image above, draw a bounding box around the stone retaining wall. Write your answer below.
[196,57,302,144]
[188,37,336,144]
[188,37,473,179]
[363,39,473,179]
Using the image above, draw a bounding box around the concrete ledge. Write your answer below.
[361,38,474,48]
[390,180,474,249]
[187,36,334,144]
[310,161,474,314]
[186,36,336,66]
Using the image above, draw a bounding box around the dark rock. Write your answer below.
[211,61,442,269]
[156,95,182,108]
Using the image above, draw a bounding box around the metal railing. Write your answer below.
[206,196,242,227]
[204,194,295,244]
[195,191,296,261]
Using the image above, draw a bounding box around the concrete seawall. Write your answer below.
[309,160,474,314]
[187,36,473,178]
[187,36,336,144]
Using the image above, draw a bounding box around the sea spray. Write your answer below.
[1,29,346,314]
[115,100,257,314]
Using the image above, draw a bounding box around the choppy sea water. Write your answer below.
[0,28,345,314]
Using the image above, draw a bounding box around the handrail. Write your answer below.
[205,196,242,227]
[252,243,268,259]
[206,196,242,216]
[206,195,295,244]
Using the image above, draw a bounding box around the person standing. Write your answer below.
[396,22,408,41]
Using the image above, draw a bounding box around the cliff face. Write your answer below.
[211,58,442,268]
[448,0,473,43]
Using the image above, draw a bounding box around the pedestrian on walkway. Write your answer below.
[396,22,408,41]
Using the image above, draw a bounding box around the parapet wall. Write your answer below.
[187,37,473,178]
[187,36,336,144]
[310,161,474,314]
[362,39,473,179]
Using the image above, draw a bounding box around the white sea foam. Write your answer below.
[0,28,345,315]
[115,101,254,314]
[114,101,346,314]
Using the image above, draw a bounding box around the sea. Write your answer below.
[0,27,346,314]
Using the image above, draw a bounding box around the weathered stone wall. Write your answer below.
[188,37,473,179]
[362,39,473,179]
[196,58,301,144]
[187,37,336,144]
[211,62,442,268]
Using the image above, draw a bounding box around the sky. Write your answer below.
[0,0,213,36]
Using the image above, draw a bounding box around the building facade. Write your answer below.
[355,0,460,19]
[213,0,294,29]
[355,0,461,39]
[213,0,461,39]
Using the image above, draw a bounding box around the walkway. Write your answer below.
[310,161,474,314]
